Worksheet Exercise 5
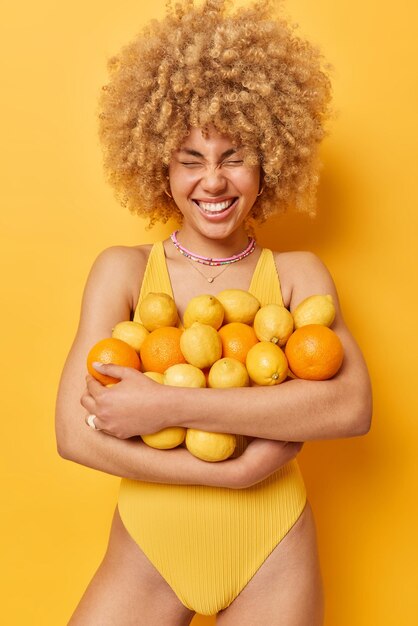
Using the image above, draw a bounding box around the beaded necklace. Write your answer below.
[170,230,256,266]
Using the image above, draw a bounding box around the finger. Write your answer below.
[284,441,303,459]
[84,414,122,438]
[86,374,108,395]
[85,413,105,432]
[91,362,137,380]
[80,392,96,414]
[284,440,303,448]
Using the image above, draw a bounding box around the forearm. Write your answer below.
[168,375,372,441]
[81,345,372,442]
[164,320,372,442]
[58,424,241,487]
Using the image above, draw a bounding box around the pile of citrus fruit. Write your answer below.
[87,290,344,462]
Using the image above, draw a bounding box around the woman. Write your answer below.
[55,1,372,624]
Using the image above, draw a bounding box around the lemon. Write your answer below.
[164,363,206,388]
[142,370,187,449]
[180,322,222,369]
[111,320,149,353]
[208,357,249,388]
[253,304,294,346]
[246,341,288,385]
[143,371,165,384]
[183,294,224,329]
[142,427,186,450]
[138,292,178,331]
[216,289,260,324]
[292,294,336,329]
[141,365,203,450]
[185,429,236,462]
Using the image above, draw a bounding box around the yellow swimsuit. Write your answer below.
[118,242,307,616]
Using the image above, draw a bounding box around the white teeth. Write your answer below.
[196,199,235,213]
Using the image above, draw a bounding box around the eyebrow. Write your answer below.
[178,148,238,159]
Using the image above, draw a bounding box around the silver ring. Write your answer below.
[87,414,100,431]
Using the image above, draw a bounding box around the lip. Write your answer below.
[192,198,239,222]
[193,196,236,204]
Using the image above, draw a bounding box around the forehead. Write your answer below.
[177,127,239,154]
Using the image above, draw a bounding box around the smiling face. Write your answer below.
[168,127,261,243]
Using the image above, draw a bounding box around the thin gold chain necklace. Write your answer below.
[182,255,232,283]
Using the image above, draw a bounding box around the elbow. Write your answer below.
[56,438,72,460]
[344,388,373,438]
[351,410,372,437]
[55,427,78,462]
[56,437,73,461]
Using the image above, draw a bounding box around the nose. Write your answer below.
[201,166,227,194]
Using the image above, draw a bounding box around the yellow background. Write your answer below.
[1,0,417,623]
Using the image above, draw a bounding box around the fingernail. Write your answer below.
[93,361,104,369]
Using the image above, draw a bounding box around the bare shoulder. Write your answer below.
[272,250,339,311]
[75,243,153,340]
[88,244,153,312]
[93,244,152,276]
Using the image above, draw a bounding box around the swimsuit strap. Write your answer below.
[133,241,175,324]
[248,248,284,307]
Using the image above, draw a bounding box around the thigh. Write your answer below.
[68,507,195,626]
[216,501,324,626]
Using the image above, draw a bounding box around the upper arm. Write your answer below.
[285,251,360,369]
[277,251,372,427]
[55,246,148,450]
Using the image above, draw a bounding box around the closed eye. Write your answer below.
[178,159,244,168]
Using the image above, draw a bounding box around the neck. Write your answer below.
[174,225,252,259]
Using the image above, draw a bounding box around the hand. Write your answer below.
[124,438,302,490]
[231,438,304,489]
[80,363,168,438]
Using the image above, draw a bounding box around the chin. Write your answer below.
[197,222,240,241]
[196,212,249,238]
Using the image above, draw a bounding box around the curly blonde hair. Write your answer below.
[99,0,333,225]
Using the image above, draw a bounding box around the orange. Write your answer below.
[285,324,344,380]
[140,326,187,374]
[87,337,141,385]
[218,322,259,364]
